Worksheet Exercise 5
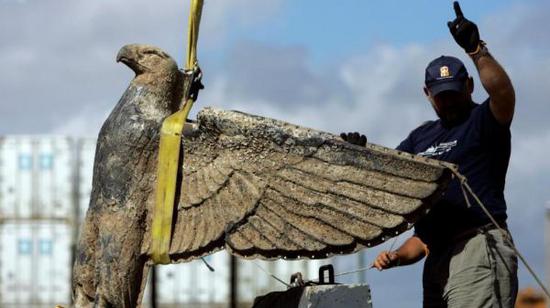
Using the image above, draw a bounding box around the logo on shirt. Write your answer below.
[419,140,457,157]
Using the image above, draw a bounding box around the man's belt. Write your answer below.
[451,220,508,244]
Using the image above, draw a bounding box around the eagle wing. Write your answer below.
[164,107,453,261]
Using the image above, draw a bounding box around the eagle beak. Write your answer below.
[117,45,141,74]
[116,45,133,64]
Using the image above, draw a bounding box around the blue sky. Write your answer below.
[197,0,537,67]
[1,0,549,306]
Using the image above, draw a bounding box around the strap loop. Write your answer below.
[151,0,204,265]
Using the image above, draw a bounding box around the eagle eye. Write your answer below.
[142,49,160,56]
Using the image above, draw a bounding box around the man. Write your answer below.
[342,2,517,307]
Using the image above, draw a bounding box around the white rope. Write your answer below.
[251,261,291,288]
[329,169,550,300]
[333,266,374,278]
[249,167,549,300]
[311,236,401,282]
[387,234,400,253]
[449,168,550,299]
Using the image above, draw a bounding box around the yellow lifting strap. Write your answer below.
[151,0,204,264]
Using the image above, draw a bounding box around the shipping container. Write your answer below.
[141,251,228,307]
[0,136,75,221]
[76,138,96,223]
[141,251,328,307]
[0,136,334,307]
[238,257,328,302]
[0,221,72,307]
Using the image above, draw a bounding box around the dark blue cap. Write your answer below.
[425,56,468,96]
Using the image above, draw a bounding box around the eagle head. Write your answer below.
[116,44,178,77]
[116,44,183,107]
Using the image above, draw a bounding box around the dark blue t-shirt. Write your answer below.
[397,99,511,248]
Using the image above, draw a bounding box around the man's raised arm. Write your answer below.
[448,1,515,125]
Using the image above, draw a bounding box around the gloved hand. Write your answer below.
[340,132,367,147]
[447,1,480,53]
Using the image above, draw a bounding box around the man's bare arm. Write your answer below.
[373,236,428,270]
[471,48,515,125]
[448,1,515,125]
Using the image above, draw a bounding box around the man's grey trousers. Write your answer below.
[422,228,518,308]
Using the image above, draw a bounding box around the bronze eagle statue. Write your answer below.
[72,44,452,307]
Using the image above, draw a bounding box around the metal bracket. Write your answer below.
[318,264,335,285]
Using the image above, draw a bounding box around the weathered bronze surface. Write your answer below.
[72,44,185,307]
[72,44,453,307]
[145,107,453,263]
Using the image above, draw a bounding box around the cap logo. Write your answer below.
[440,66,451,78]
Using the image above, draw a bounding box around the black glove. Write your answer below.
[447,1,480,53]
[340,132,367,147]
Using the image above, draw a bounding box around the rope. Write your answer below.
[308,236,401,283]
[321,168,550,299]
[200,256,215,272]
[333,266,373,278]
[449,168,550,299]
[387,234,400,253]
[151,0,204,264]
[296,167,550,301]
[251,261,291,288]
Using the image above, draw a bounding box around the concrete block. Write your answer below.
[298,284,373,308]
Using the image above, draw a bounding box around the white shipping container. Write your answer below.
[77,139,96,223]
[0,222,72,307]
[145,251,230,305]
[0,136,75,221]
[0,136,334,307]
[142,250,328,306]
[238,257,328,302]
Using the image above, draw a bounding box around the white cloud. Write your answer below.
[2,0,549,300]
[511,131,550,176]
[0,0,283,135]
[50,103,110,138]
[193,2,550,291]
